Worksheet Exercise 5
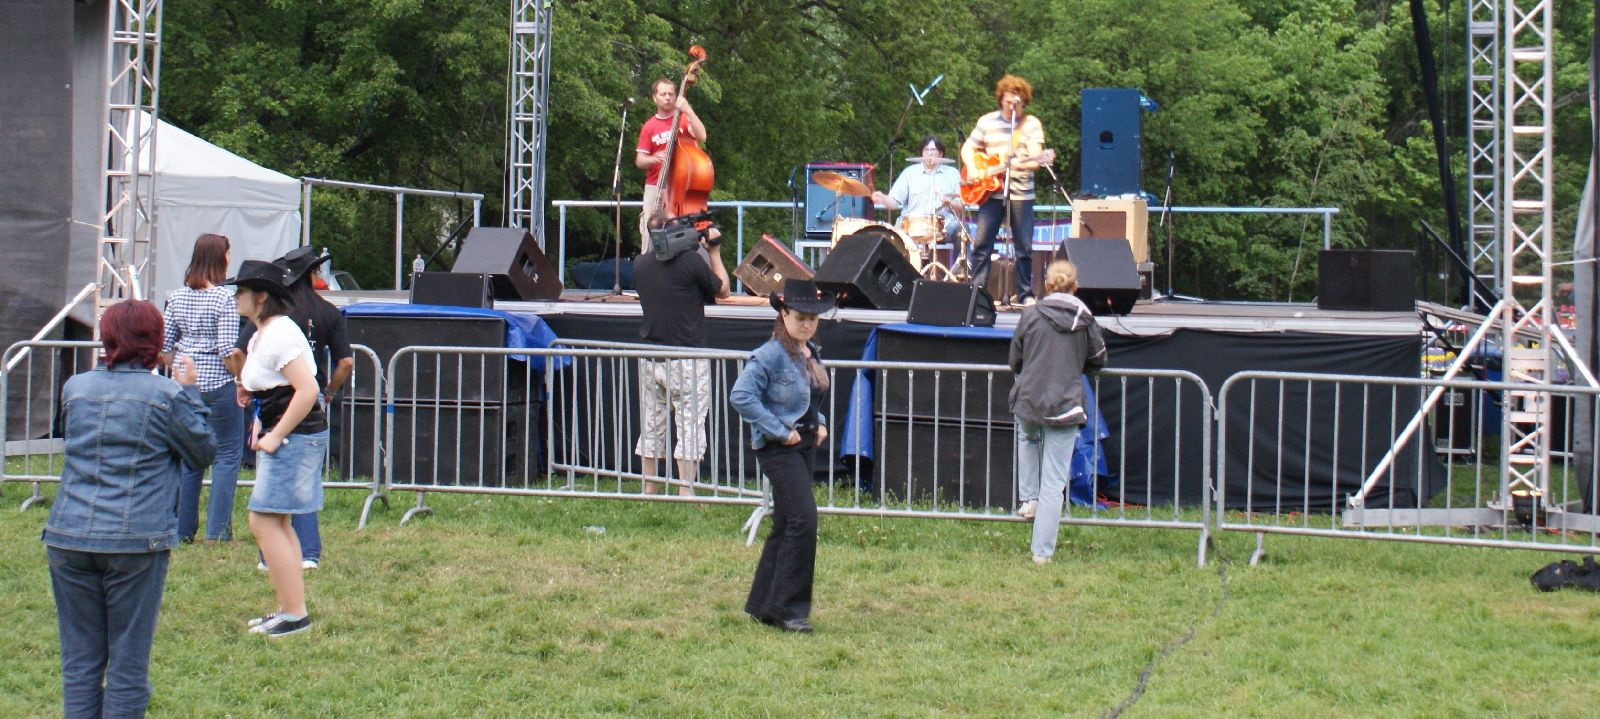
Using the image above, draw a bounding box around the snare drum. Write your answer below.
[829,221,922,273]
[897,214,945,245]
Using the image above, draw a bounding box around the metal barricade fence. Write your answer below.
[1,340,389,525]
[379,344,1214,564]
[1215,371,1600,563]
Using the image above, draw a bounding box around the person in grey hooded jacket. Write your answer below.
[1008,260,1107,563]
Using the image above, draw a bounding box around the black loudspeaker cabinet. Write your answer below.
[877,417,1016,511]
[345,315,520,402]
[906,280,996,327]
[814,232,919,310]
[876,329,1013,420]
[735,234,813,296]
[1317,249,1415,312]
[410,272,493,308]
[339,401,532,487]
[453,227,563,301]
[804,163,874,234]
[1061,238,1140,316]
[1079,88,1144,196]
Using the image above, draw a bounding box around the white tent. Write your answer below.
[137,113,301,304]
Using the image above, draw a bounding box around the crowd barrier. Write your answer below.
[12,338,1599,571]
[1,340,389,527]
[1215,371,1600,563]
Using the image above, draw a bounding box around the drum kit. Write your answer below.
[812,169,973,282]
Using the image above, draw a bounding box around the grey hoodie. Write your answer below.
[1008,292,1107,425]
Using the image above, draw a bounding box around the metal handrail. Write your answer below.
[301,177,486,291]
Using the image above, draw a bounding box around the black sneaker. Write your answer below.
[251,614,312,637]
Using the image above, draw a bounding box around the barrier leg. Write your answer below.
[741,505,769,547]
[1249,531,1266,566]
[19,481,48,511]
[1196,529,1210,568]
[400,490,432,526]
[357,490,388,530]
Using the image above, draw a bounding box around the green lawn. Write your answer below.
[2,485,1597,718]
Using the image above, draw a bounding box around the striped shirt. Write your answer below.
[161,286,240,391]
[963,111,1045,201]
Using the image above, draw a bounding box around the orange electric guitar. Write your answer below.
[960,148,1056,205]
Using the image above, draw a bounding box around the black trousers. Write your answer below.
[746,432,818,622]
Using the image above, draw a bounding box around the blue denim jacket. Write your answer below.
[730,339,825,450]
[42,364,216,553]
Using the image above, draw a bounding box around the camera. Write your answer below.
[649,210,721,261]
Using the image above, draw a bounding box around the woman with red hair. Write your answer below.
[42,299,216,718]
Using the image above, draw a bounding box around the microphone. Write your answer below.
[924,74,944,94]
[620,97,635,110]
[909,83,924,106]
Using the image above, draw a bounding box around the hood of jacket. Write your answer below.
[1033,292,1094,333]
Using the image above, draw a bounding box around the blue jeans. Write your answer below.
[970,197,1036,300]
[46,547,169,719]
[178,382,244,541]
[1016,419,1078,559]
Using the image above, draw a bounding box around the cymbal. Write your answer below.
[812,170,872,197]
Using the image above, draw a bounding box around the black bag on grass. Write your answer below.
[1530,556,1600,592]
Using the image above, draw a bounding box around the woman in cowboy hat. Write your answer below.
[729,279,837,633]
[225,259,327,638]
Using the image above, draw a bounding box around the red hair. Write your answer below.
[99,300,164,369]
[994,75,1033,108]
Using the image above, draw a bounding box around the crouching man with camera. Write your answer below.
[631,214,730,496]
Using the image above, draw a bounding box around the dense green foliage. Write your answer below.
[160,1,1594,300]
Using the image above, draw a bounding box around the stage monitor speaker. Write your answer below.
[452,227,563,301]
[734,234,813,297]
[1071,196,1150,264]
[1061,238,1140,316]
[1080,88,1145,196]
[906,280,996,327]
[804,162,874,235]
[1317,249,1415,312]
[410,272,493,309]
[813,231,918,310]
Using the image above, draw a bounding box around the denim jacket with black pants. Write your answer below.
[42,363,215,719]
[730,339,825,625]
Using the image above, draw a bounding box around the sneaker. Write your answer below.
[256,561,268,572]
[1021,296,1037,307]
[250,614,312,637]
[1032,555,1052,565]
[1016,500,1037,520]
[247,612,280,629]
[301,559,319,570]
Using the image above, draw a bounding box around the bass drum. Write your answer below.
[831,221,921,273]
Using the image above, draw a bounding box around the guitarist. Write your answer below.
[636,76,708,252]
[961,75,1054,305]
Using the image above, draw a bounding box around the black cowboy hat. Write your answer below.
[274,245,331,285]
[222,259,292,298]
[769,279,836,315]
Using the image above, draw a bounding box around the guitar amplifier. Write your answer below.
[804,162,875,234]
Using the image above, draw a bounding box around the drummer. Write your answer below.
[870,134,964,247]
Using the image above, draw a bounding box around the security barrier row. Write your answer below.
[8,339,1599,567]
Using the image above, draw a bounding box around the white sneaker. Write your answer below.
[301,559,319,570]
[1032,555,1052,565]
[256,561,268,572]
[1016,500,1037,520]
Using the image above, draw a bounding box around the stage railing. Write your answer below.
[550,199,1341,287]
[1215,371,1600,564]
[1,340,390,525]
[378,344,1214,565]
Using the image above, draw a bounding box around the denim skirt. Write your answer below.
[247,429,328,515]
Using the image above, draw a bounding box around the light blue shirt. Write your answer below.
[888,163,961,220]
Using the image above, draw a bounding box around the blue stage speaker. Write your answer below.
[804,162,874,235]
[1080,88,1144,197]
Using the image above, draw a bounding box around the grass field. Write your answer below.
[2,483,1598,718]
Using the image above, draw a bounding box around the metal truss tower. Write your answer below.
[1465,0,1501,296]
[505,0,553,242]
[96,0,163,320]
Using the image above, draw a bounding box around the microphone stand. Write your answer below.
[595,98,633,301]
[1000,106,1019,305]
[1157,150,1179,301]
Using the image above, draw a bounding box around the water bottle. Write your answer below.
[411,254,425,276]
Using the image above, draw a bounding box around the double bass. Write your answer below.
[655,45,714,220]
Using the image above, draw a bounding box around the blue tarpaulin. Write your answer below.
[341,302,567,371]
[838,322,1111,507]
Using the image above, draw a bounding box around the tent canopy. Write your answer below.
[137,113,301,304]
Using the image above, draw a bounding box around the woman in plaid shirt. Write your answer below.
[161,233,244,542]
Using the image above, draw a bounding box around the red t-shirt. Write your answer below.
[637,113,694,185]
